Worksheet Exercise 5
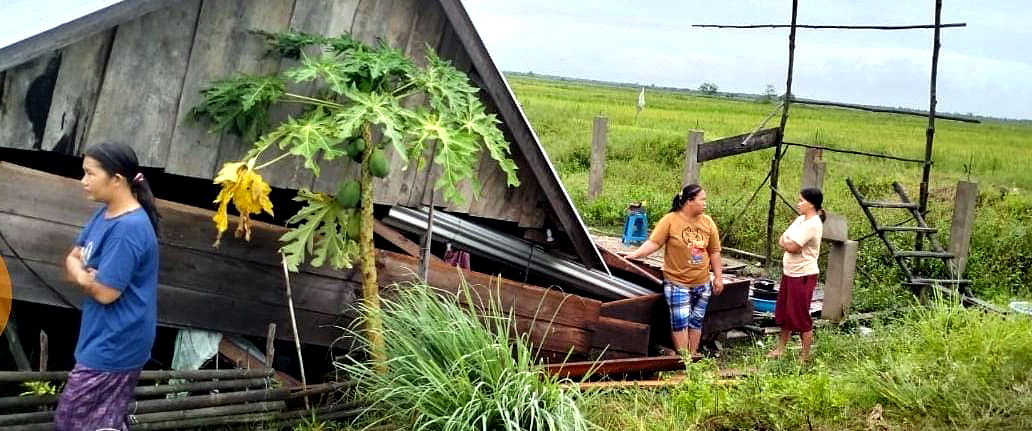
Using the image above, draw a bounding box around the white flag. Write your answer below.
[636,87,646,113]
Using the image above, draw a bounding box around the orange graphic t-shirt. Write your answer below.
[648,212,721,286]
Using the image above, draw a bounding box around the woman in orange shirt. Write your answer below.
[623,184,723,359]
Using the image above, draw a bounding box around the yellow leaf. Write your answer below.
[210,162,274,247]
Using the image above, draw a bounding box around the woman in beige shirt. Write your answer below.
[768,188,824,361]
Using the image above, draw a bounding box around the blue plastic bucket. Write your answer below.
[752,298,776,313]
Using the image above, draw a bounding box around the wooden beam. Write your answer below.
[375,249,601,329]
[0,0,178,72]
[373,219,439,261]
[683,130,702,185]
[542,356,686,379]
[595,244,662,287]
[696,128,780,162]
[3,313,31,371]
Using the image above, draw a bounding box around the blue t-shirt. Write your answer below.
[74,205,159,371]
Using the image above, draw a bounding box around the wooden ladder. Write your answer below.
[845,178,971,294]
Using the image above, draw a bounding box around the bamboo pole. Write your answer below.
[131,403,364,430]
[692,23,965,30]
[131,400,286,424]
[918,0,943,255]
[766,0,798,273]
[782,142,925,164]
[0,378,270,410]
[265,322,276,369]
[280,253,309,410]
[37,330,47,372]
[0,368,274,382]
[789,98,978,123]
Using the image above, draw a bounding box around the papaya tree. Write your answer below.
[189,31,520,366]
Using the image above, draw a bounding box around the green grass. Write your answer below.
[508,74,1032,304]
[581,299,1032,430]
[334,282,591,431]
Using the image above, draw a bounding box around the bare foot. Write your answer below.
[766,349,784,359]
[690,353,704,362]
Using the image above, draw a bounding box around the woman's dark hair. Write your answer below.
[801,187,826,222]
[84,142,161,236]
[670,184,704,213]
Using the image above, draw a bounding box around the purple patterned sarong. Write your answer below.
[54,364,140,431]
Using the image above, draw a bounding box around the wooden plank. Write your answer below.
[374,249,601,329]
[704,276,751,313]
[0,52,61,150]
[373,219,439,261]
[590,316,650,357]
[371,0,424,205]
[85,0,201,168]
[599,293,664,325]
[167,0,294,179]
[542,356,685,379]
[514,318,590,357]
[262,0,362,190]
[218,336,301,387]
[0,0,177,72]
[596,244,662,287]
[40,30,114,155]
[948,181,977,275]
[701,305,754,339]
[0,162,352,279]
[0,212,354,317]
[388,0,448,205]
[437,0,605,269]
[696,127,780,162]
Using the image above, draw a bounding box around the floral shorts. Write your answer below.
[664,280,711,331]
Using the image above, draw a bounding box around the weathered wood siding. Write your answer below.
[0,0,547,227]
[0,162,356,346]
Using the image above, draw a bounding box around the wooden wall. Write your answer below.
[0,0,547,228]
[0,162,356,346]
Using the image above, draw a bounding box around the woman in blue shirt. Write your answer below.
[55,142,160,431]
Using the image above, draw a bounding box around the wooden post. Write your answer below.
[588,116,608,199]
[3,313,31,371]
[38,330,48,372]
[800,147,824,190]
[948,181,977,276]
[822,240,858,322]
[820,214,855,322]
[682,130,703,186]
[264,323,276,369]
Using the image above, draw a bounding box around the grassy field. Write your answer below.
[507,74,1032,306]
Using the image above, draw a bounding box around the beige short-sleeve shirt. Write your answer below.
[781,215,823,277]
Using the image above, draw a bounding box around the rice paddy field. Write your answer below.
[507,74,1032,307]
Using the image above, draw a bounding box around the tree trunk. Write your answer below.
[360,123,386,371]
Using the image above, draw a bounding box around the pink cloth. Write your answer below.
[443,249,470,270]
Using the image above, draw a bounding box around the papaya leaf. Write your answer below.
[211,162,274,247]
[338,89,411,158]
[280,190,356,271]
[285,53,357,94]
[189,74,284,141]
[251,29,326,60]
[258,109,345,176]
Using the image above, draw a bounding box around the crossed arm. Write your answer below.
[64,247,122,304]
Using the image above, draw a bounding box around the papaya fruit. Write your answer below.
[370,148,389,178]
[350,138,365,163]
[346,211,362,241]
[335,179,360,208]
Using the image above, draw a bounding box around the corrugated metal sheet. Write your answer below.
[384,206,652,300]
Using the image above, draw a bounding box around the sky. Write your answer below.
[463,1,1032,120]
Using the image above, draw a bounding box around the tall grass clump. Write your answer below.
[335,282,591,431]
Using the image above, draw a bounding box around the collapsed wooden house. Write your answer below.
[0,0,755,379]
